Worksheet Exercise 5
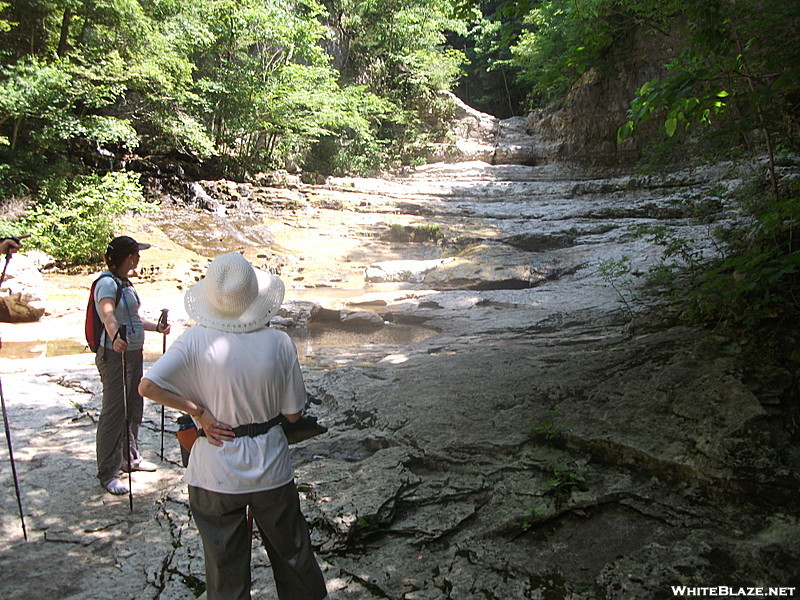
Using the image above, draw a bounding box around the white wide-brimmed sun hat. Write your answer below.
[184,252,285,333]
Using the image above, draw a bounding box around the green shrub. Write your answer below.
[386,223,443,243]
[688,244,800,327]
[530,411,573,441]
[684,183,800,327]
[0,219,19,239]
[598,256,637,317]
[8,171,157,265]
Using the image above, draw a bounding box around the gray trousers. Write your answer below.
[189,482,327,600]
[95,348,143,484]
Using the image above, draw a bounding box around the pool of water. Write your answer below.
[0,322,437,363]
[291,322,437,362]
[0,339,90,360]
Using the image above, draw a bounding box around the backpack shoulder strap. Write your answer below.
[127,280,140,306]
[93,272,125,305]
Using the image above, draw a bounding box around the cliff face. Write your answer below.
[443,27,679,167]
[529,28,679,165]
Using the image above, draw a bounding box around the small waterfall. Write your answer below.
[186,181,226,215]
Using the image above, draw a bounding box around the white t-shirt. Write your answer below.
[143,325,307,493]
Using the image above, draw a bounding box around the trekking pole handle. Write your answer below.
[158,308,169,331]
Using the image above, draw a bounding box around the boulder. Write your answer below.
[433,91,499,164]
[0,292,45,322]
[339,310,384,328]
[0,252,47,300]
[278,300,321,327]
[252,170,302,188]
[492,116,536,165]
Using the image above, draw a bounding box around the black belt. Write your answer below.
[198,415,284,438]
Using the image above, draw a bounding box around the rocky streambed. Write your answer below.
[0,154,798,600]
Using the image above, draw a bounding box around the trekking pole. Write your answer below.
[0,373,27,541]
[119,324,134,511]
[1,243,14,289]
[0,242,28,540]
[157,309,169,461]
[247,505,254,557]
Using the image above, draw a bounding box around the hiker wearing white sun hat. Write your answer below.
[140,252,328,600]
[184,250,285,332]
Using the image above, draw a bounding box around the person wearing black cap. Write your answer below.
[95,235,170,495]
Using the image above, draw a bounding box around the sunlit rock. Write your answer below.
[339,310,384,328]
[365,258,456,283]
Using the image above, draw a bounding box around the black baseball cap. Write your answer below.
[107,235,151,256]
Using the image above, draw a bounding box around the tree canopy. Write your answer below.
[0,0,468,193]
[2,0,798,186]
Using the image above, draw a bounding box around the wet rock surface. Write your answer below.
[1,121,799,599]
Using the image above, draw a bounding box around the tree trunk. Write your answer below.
[57,9,73,57]
[11,118,21,152]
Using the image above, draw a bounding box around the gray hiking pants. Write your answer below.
[189,482,327,600]
[95,348,143,485]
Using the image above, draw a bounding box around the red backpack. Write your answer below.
[84,274,123,352]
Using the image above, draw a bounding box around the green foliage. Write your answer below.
[690,247,800,328]
[347,513,392,544]
[0,2,9,34]
[530,410,572,441]
[508,0,618,105]
[520,504,550,532]
[328,0,467,164]
[501,0,686,107]
[6,172,157,264]
[618,73,729,144]
[0,218,18,239]
[450,4,529,118]
[545,465,587,494]
[386,223,444,243]
[81,116,139,150]
[631,223,706,282]
[0,55,129,149]
[189,0,334,168]
[685,175,800,328]
[616,1,800,170]
[258,66,393,175]
[598,256,637,317]
[520,461,589,532]
[334,0,466,95]
[0,0,476,210]
[498,0,800,333]
[154,112,217,158]
[616,165,800,331]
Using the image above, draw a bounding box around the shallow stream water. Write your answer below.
[1,322,436,362]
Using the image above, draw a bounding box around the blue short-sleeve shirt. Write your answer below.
[93,272,145,351]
